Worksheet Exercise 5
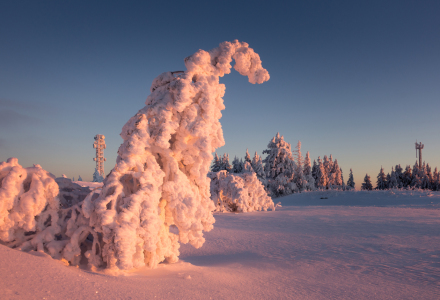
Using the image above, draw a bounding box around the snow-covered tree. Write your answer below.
[329,159,342,189]
[411,161,421,188]
[388,167,398,189]
[208,170,275,213]
[220,153,232,172]
[395,164,403,188]
[263,133,297,197]
[232,156,244,173]
[402,165,412,188]
[0,41,270,271]
[376,166,387,190]
[432,167,440,191]
[92,168,104,182]
[251,152,265,181]
[340,168,346,191]
[361,173,373,191]
[318,157,328,189]
[244,149,252,165]
[303,151,315,191]
[211,153,222,172]
[346,168,355,190]
[77,175,82,181]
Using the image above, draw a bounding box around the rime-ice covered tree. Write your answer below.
[232,156,244,173]
[220,153,232,172]
[293,141,307,192]
[402,165,412,188]
[92,168,104,182]
[388,167,398,189]
[77,175,83,181]
[347,168,355,190]
[263,133,297,197]
[82,40,270,270]
[394,164,403,188]
[211,153,222,172]
[0,41,270,271]
[244,149,252,165]
[376,166,387,190]
[432,167,440,191]
[340,168,346,191]
[361,174,373,191]
[318,157,328,189]
[303,151,315,191]
[411,161,421,188]
[251,152,265,182]
[329,159,342,189]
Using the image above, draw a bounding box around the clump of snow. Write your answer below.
[208,170,275,212]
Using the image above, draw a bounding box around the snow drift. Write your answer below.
[0,40,270,270]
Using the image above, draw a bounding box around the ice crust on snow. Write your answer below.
[0,41,269,270]
[208,170,275,212]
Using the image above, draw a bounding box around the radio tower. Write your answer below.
[415,141,424,167]
[93,134,107,177]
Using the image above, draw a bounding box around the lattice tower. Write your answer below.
[415,141,424,168]
[93,134,107,177]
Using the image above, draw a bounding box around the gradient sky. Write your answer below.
[1,1,439,187]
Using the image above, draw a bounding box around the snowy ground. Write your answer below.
[1,189,439,299]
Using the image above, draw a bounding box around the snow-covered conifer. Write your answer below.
[361,174,373,191]
[318,157,328,189]
[402,165,412,188]
[232,156,244,173]
[221,153,232,172]
[92,168,104,183]
[432,167,440,191]
[77,175,83,181]
[411,161,421,188]
[330,159,343,189]
[303,152,315,191]
[262,133,297,197]
[211,153,222,172]
[395,164,403,187]
[376,166,387,190]
[251,152,265,181]
[340,168,346,191]
[347,168,355,190]
[244,149,252,165]
[388,167,398,189]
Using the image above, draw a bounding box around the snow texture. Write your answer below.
[208,170,275,213]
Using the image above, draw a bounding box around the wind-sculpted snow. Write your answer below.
[208,170,276,212]
[0,41,269,271]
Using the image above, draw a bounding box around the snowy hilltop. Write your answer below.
[0,40,269,271]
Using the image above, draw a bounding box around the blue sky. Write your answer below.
[1,0,439,186]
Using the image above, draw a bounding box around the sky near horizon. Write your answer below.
[1,0,439,187]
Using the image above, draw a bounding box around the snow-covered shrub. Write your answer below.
[208,170,275,212]
[0,158,60,249]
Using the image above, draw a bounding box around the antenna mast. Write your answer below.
[415,141,424,167]
[93,134,107,177]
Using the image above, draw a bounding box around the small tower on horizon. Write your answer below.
[93,134,106,177]
[415,141,424,167]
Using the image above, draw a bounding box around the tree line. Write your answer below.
[211,133,355,197]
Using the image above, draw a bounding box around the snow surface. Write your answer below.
[1,189,439,299]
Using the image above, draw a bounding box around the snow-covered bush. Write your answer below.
[0,158,60,247]
[208,170,275,212]
[56,177,92,208]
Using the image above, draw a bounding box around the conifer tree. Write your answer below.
[361,173,373,190]
[432,167,440,191]
[221,153,232,172]
[318,157,328,189]
[211,153,222,172]
[92,168,104,182]
[311,159,319,185]
[347,168,355,190]
[402,165,412,188]
[376,166,387,190]
[232,156,244,173]
[78,175,83,181]
[411,161,421,188]
[388,167,398,189]
[331,159,343,189]
[251,152,265,181]
[395,164,403,188]
[303,152,315,191]
[245,149,252,165]
[262,133,297,197]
